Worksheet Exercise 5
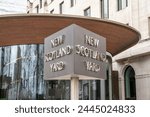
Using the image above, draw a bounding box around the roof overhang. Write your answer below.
[0,14,140,56]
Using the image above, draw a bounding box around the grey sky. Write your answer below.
[0,0,27,14]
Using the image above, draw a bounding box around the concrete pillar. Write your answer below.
[71,77,79,100]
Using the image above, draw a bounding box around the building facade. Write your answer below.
[1,14,138,100]
[27,0,109,18]
[109,0,150,100]
[25,0,115,100]
[27,0,150,100]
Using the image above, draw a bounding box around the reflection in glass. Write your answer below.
[79,80,101,100]
[45,80,70,100]
[0,45,112,100]
[0,44,70,100]
[0,45,44,99]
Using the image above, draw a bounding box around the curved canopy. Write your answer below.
[0,14,140,56]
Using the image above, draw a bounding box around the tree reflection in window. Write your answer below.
[46,80,70,100]
[0,44,70,100]
[0,45,44,100]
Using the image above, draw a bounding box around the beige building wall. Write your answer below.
[28,0,101,17]
[27,0,150,100]
[110,0,150,99]
[109,0,150,39]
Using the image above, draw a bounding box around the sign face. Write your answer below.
[44,24,106,80]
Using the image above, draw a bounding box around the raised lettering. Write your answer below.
[75,45,105,62]
[50,61,65,72]
[51,35,65,48]
[45,45,73,62]
[84,35,99,48]
[84,61,100,72]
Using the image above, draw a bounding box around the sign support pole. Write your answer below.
[71,77,79,100]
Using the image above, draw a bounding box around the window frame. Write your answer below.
[117,0,128,11]
[84,6,91,16]
[70,0,76,7]
[35,5,39,13]
[40,0,42,9]
[50,9,54,14]
[59,1,64,14]
[101,0,109,19]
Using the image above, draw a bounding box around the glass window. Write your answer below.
[117,0,128,11]
[0,45,112,100]
[60,1,64,14]
[40,0,42,8]
[118,0,122,11]
[0,45,44,100]
[0,44,71,100]
[51,0,54,3]
[79,80,101,100]
[84,7,91,16]
[124,66,136,100]
[35,5,39,13]
[70,0,75,7]
[122,0,128,9]
[45,80,70,100]
[44,1,48,13]
[101,0,109,19]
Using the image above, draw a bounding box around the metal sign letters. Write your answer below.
[44,24,106,80]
